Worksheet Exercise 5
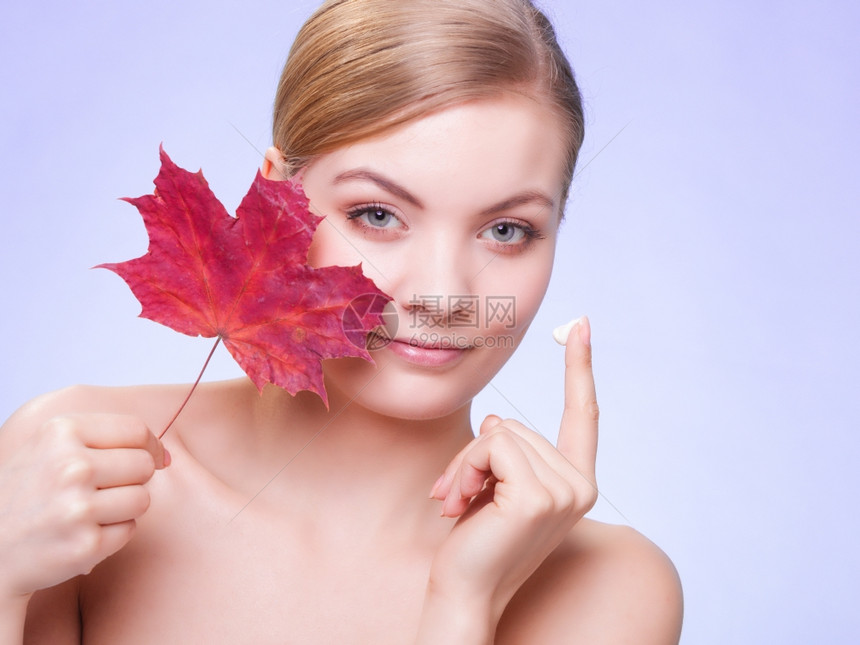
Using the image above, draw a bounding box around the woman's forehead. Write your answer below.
[306,96,568,209]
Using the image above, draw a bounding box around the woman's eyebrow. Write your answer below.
[333,169,424,208]
[332,168,555,216]
[480,191,556,217]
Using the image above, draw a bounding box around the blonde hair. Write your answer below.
[273,0,584,204]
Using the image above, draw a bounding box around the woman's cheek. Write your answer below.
[484,256,553,336]
[306,220,361,269]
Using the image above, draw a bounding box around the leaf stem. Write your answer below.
[158,336,222,440]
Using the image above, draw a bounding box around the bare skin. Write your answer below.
[1,97,682,643]
[13,379,680,644]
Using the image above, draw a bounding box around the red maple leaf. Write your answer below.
[99,146,390,411]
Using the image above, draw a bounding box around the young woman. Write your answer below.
[0,1,682,642]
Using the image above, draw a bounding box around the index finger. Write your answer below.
[75,414,169,470]
[555,316,598,482]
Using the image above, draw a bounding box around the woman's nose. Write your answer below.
[403,293,478,330]
[392,237,475,329]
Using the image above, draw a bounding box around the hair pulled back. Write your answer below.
[273,0,584,203]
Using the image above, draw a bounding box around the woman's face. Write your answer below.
[273,94,568,420]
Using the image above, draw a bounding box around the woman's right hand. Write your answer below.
[0,413,169,600]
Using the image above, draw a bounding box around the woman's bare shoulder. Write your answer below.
[3,383,172,429]
[498,518,683,644]
[2,380,252,435]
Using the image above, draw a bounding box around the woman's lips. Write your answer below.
[385,338,468,367]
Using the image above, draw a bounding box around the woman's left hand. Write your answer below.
[423,316,599,636]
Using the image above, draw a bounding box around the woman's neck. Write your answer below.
[187,378,473,543]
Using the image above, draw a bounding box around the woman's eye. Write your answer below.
[483,222,525,244]
[346,205,403,230]
[480,220,544,247]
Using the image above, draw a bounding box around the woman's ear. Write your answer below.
[262,146,289,181]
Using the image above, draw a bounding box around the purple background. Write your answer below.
[1,1,857,642]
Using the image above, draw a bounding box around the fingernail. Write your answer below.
[163,448,172,468]
[553,317,582,345]
[578,315,592,347]
[439,494,449,516]
[440,486,460,517]
[429,474,444,499]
